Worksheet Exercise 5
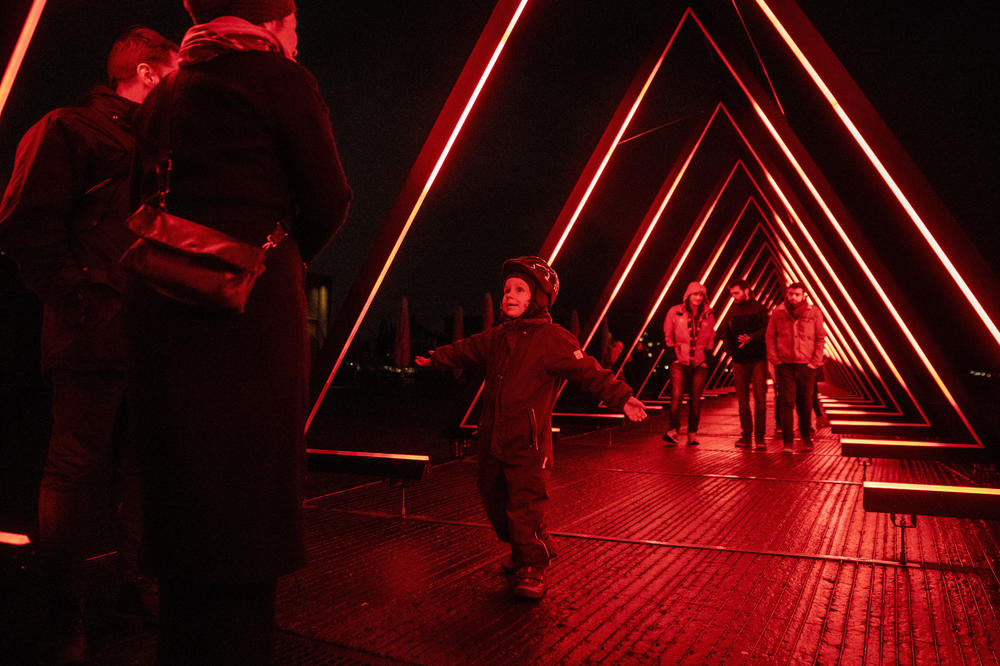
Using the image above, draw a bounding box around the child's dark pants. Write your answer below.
[477,453,552,568]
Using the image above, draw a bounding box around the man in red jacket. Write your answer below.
[766,283,826,452]
[417,257,647,600]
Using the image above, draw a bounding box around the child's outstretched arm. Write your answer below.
[415,330,491,371]
[548,327,647,422]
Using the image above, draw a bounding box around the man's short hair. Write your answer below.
[787,282,807,292]
[728,279,750,291]
[107,26,179,88]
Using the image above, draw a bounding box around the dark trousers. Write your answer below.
[478,453,553,568]
[37,370,138,627]
[775,363,816,442]
[157,578,276,665]
[733,359,767,440]
[668,362,707,432]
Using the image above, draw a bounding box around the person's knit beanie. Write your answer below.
[185,0,295,24]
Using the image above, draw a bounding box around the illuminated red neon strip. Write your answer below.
[730,132,901,412]
[841,438,982,451]
[307,0,529,433]
[688,12,978,441]
[757,209,877,401]
[744,200,879,402]
[0,0,47,120]
[577,104,724,351]
[755,0,1000,352]
[547,9,692,263]
[699,190,751,288]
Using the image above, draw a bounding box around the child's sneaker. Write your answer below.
[662,429,679,445]
[513,566,546,600]
[686,431,699,446]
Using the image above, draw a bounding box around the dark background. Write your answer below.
[1,1,996,336]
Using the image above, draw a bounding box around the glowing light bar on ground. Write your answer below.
[0,0,47,120]
[755,0,1000,353]
[0,531,31,546]
[841,438,982,451]
[306,449,430,462]
[865,481,1000,497]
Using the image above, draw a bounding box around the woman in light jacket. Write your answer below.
[662,281,716,445]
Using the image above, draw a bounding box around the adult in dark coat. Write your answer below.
[124,1,352,662]
[719,279,769,449]
[0,27,178,662]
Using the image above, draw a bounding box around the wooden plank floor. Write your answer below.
[274,394,1000,664]
[70,392,999,663]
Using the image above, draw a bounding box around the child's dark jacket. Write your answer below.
[430,314,633,466]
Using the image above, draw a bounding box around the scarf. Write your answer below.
[786,300,808,319]
[178,16,290,66]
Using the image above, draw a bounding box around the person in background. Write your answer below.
[662,281,716,446]
[125,1,352,662]
[719,279,768,450]
[0,27,178,663]
[416,256,647,600]
[766,282,826,452]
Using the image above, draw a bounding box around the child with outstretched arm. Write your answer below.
[415,256,647,600]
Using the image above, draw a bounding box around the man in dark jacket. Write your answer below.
[0,26,178,662]
[719,279,769,450]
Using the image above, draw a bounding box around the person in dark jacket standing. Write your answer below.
[0,27,178,663]
[416,257,647,600]
[719,279,769,450]
[125,1,351,663]
[661,281,716,446]
[766,282,826,453]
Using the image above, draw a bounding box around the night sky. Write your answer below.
[1,1,996,343]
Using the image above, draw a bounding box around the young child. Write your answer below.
[415,256,647,600]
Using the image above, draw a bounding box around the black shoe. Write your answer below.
[662,429,678,445]
[735,437,750,448]
[802,438,814,449]
[754,439,766,451]
[686,432,699,446]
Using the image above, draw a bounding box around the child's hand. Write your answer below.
[623,396,647,422]
[414,352,433,367]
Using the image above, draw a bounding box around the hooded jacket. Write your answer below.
[430,313,633,465]
[766,301,826,367]
[663,282,716,366]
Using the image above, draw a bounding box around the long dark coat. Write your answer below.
[125,51,351,582]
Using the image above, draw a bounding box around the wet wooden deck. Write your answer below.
[276,395,1000,664]
[78,392,1000,663]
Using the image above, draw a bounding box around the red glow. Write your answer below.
[306,0,529,433]
[0,531,30,546]
[0,0,47,120]
[755,0,1000,354]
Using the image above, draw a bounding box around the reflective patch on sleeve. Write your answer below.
[573,349,584,359]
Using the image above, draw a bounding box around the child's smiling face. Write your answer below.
[502,276,532,318]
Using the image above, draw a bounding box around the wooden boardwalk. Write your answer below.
[72,392,1000,663]
[274,395,1000,664]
